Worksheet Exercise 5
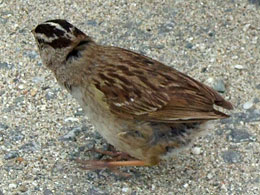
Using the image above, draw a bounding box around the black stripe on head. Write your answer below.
[46,19,86,37]
[73,27,86,37]
[34,19,87,49]
[48,38,72,49]
[34,24,65,38]
[46,19,85,36]
[46,19,73,32]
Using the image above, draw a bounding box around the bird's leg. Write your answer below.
[87,144,135,160]
[76,159,150,169]
[76,145,150,170]
[87,147,120,158]
[76,159,150,177]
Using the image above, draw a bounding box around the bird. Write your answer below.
[32,19,233,169]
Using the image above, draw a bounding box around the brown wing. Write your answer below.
[91,46,233,122]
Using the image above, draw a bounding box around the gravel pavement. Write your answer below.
[0,0,260,194]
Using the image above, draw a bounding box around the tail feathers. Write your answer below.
[215,99,233,110]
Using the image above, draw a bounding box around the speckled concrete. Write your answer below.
[0,0,259,194]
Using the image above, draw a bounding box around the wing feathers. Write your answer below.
[91,46,232,122]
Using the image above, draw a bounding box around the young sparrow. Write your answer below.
[32,19,233,168]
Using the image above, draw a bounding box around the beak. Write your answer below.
[31,29,35,34]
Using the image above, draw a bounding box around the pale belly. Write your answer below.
[69,86,130,151]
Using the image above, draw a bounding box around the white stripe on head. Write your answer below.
[44,21,72,33]
[35,30,59,43]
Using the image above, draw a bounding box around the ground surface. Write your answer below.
[0,0,260,194]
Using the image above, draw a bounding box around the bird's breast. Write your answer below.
[69,85,126,148]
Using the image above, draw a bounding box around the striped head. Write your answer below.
[32,19,89,69]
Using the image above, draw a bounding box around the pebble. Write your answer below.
[252,36,258,44]
[256,84,260,90]
[0,61,13,69]
[32,76,45,83]
[51,161,64,174]
[30,88,38,96]
[155,44,165,49]
[213,79,226,93]
[192,147,201,155]
[209,58,215,63]
[208,31,215,37]
[248,110,260,122]
[87,187,106,195]
[0,123,8,130]
[86,171,99,180]
[14,96,24,104]
[19,141,40,152]
[18,185,28,192]
[0,90,5,96]
[206,77,214,84]
[64,117,79,123]
[43,189,53,195]
[4,150,19,160]
[74,109,84,116]
[254,97,259,103]
[243,24,251,32]
[10,131,25,142]
[201,67,207,72]
[23,50,38,59]
[59,127,81,141]
[8,183,17,189]
[18,84,25,90]
[222,150,242,163]
[185,42,193,49]
[87,19,98,26]
[225,109,260,123]
[0,16,8,25]
[248,0,260,5]
[227,129,255,143]
[198,43,206,51]
[243,101,254,110]
[158,22,175,34]
[234,65,244,70]
[122,187,130,193]
[45,91,56,100]
[207,173,213,180]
